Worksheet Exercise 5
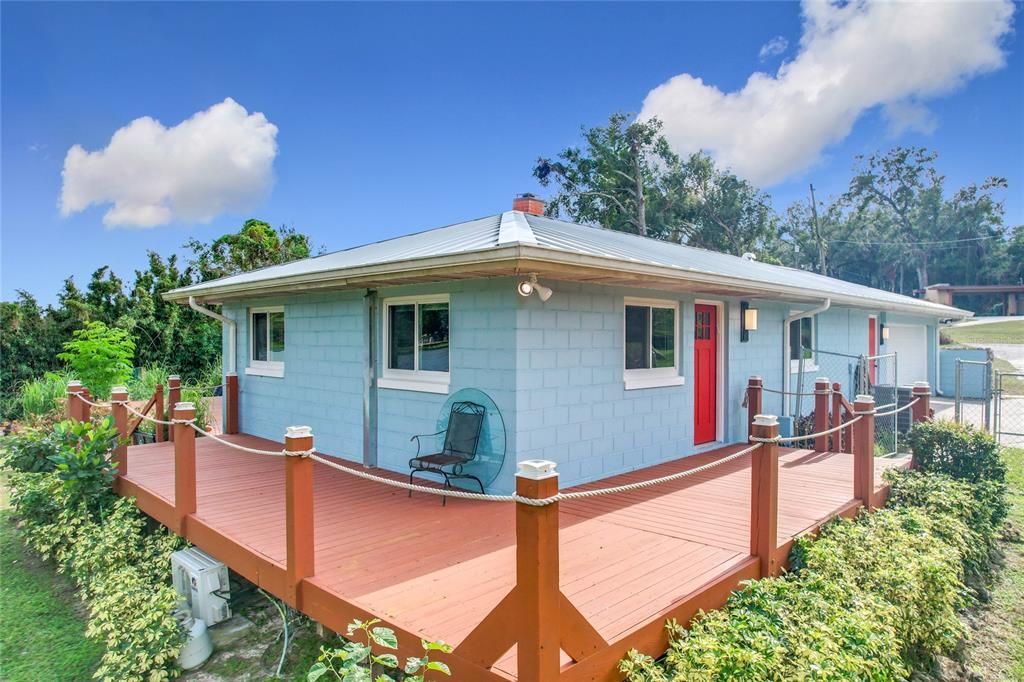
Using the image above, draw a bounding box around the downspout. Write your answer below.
[189,296,237,375]
[783,298,831,416]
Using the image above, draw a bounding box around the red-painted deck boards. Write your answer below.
[122,435,909,680]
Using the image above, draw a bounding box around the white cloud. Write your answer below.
[639,0,1014,186]
[758,36,789,61]
[60,98,278,228]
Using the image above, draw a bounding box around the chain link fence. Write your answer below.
[994,371,1024,447]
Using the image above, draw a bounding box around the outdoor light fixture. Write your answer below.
[880,323,890,342]
[740,301,758,342]
[517,274,553,302]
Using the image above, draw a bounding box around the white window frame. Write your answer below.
[623,297,684,390]
[788,313,818,373]
[246,306,285,378]
[378,294,451,394]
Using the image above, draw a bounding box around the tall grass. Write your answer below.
[126,366,171,401]
[19,371,72,419]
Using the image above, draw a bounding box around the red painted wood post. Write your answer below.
[852,395,876,510]
[154,384,165,443]
[516,459,561,681]
[750,415,780,578]
[831,382,843,453]
[284,426,315,609]
[66,381,83,422]
[225,372,239,435]
[110,386,129,482]
[173,402,197,534]
[910,382,932,470]
[80,388,93,423]
[814,377,830,453]
[746,376,763,440]
[167,376,181,442]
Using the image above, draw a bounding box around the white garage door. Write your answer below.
[886,324,929,385]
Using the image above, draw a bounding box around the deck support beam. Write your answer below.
[910,382,931,469]
[167,376,181,442]
[66,381,83,422]
[830,382,843,453]
[814,378,830,453]
[746,377,762,441]
[225,373,239,434]
[285,426,315,609]
[516,460,561,682]
[750,415,780,578]
[173,402,197,534]
[853,395,876,510]
[155,384,165,442]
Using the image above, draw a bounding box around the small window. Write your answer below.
[247,307,285,377]
[379,295,450,393]
[623,298,683,390]
[789,316,816,370]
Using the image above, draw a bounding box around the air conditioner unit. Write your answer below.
[171,547,231,626]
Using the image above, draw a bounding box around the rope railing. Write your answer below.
[749,415,863,444]
[309,442,764,507]
[873,396,920,418]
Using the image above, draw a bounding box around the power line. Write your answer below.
[827,235,997,246]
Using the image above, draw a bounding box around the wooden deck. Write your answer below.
[119,435,908,681]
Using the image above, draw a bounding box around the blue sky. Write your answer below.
[3,1,1022,303]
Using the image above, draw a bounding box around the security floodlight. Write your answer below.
[517,274,553,302]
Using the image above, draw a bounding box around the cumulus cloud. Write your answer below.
[639,0,1014,186]
[758,36,789,61]
[60,98,278,228]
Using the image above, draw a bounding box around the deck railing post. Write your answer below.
[746,377,763,440]
[225,372,239,435]
[749,415,780,578]
[110,386,129,482]
[830,382,843,452]
[515,459,561,681]
[167,376,181,442]
[66,381,83,422]
[173,402,197,534]
[852,395,876,510]
[284,426,315,609]
[155,384,165,443]
[80,388,93,423]
[910,382,931,470]
[814,378,830,453]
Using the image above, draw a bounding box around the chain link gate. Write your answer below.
[994,370,1024,446]
[954,356,993,430]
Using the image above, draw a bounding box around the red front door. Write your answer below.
[868,318,877,383]
[694,304,718,445]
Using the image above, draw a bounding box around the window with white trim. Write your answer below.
[789,315,817,371]
[623,298,683,390]
[246,307,285,377]
[379,295,450,394]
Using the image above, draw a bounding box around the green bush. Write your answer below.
[7,467,184,682]
[126,365,171,401]
[18,371,71,420]
[907,420,1005,484]
[58,321,136,399]
[309,617,452,682]
[0,427,61,473]
[49,418,120,515]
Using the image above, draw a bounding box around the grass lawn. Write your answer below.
[944,320,1024,345]
[0,507,103,681]
[965,446,1024,680]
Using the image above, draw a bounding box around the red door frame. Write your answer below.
[868,317,878,384]
[693,304,718,445]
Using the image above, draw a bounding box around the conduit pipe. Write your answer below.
[188,296,237,375]
[782,298,831,416]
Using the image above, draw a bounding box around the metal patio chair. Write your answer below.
[408,401,487,505]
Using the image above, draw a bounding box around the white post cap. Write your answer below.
[517,459,558,479]
[168,374,181,381]
[68,380,82,388]
[815,376,830,383]
[174,401,196,411]
[285,425,313,440]
[913,381,931,390]
[752,414,778,427]
[111,386,128,395]
[855,394,875,404]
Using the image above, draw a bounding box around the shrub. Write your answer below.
[126,365,171,401]
[49,417,120,515]
[7,470,184,681]
[0,427,61,473]
[19,371,72,420]
[906,420,1005,484]
[309,618,453,682]
[58,321,135,399]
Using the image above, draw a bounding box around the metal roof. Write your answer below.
[167,210,970,318]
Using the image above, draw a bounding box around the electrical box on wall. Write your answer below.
[171,547,231,626]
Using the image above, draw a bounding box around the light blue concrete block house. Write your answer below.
[165,198,971,492]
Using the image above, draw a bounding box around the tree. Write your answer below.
[185,218,314,282]
[57,321,136,398]
[534,114,678,237]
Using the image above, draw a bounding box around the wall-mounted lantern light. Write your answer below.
[880,323,890,342]
[740,301,758,342]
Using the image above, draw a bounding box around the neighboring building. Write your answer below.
[165,197,971,492]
